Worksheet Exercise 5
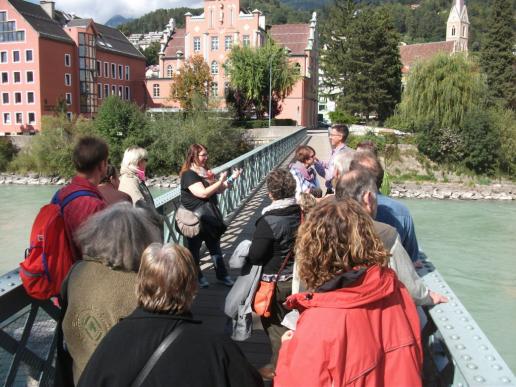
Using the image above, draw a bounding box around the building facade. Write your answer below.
[0,0,146,135]
[144,0,318,128]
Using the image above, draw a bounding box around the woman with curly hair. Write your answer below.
[274,198,422,387]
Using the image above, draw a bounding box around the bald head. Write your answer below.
[349,151,384,190]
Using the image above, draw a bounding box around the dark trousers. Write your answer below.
[260,279,292,370]
[185,233,228,280]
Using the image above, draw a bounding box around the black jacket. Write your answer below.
[248,204,301,275]
[78,308,263,387]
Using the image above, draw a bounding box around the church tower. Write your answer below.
[446,0,469,52]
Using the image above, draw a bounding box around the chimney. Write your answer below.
[40,1,55,19]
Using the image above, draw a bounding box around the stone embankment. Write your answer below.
[390,182,515,201]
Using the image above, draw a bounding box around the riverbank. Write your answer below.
[1,173,514,200]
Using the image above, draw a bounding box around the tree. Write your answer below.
[321,4,402,122]
[480,0,515,109]
[143,41,160,66]
[169,55,212,111]
[224,41,299,119]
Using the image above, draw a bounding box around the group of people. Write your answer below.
[48,124,446,386]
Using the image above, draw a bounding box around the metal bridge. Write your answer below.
[0,128,514,386]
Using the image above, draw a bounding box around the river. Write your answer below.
[0,185,514,372]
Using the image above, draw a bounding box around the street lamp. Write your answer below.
[268,47,291,128]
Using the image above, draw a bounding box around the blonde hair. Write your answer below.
[121,146,148,170]
[296,198,389,290]
[137,243,197,314]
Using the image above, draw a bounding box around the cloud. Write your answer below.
[51,0,204,24]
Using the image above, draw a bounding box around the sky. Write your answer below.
[29,0,203,24]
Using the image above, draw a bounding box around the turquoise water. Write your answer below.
[0,186,514,372]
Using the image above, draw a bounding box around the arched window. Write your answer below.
[462,26,466,36]
[167,65,173,78]
[211,82,218,96]
[294,63,301,75]
[451,26,456,36]
[153,84,160,97]
[211,60,219,75]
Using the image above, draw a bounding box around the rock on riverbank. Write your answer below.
[390,182,515,201]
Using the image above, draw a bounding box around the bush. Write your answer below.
[328,110,358,125]
[0,138,17,171]
[347,132,387,152]
[491,107,516,176]
[233,118,296,129]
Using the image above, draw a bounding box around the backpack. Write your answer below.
[19,189,98,300]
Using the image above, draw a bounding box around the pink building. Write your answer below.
[0,0,146,135]
[145,0,318,128]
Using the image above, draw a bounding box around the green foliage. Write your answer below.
[9,115,98,177]
[94,96,151,167]
[0,138,17,171]
[233,119,296,128]
[491,107,516,176]
[225,41,299,119]
[347,132,387,152]
[480,0,516,109]
[321,3,402,122]
[240,0,311,24]
[170,55,212,111]
[328,110,358,124]
[118,8,202,35]
[143,41,160,66]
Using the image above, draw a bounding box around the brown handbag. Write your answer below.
[253,250,293,318]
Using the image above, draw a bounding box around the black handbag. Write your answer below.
[194,200,227,240]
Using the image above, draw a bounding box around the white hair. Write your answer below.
[333,150,356,178]
[121,146,148,170]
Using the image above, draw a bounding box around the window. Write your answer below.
[97,83,102,99]
[14,92,21,104]
[3,113,11,125]
[167,65,173,78]
[15,112,22,124]
[124,86,130,100]
[118,65,123,80]
[0,51,7,63]
[125,65,129,81]
[65,93,72,105]
[27,91,34,104]
[2,92,8,104]
[0,11,5,22]
[96,60,101,76]
[66,112,73,121]
[111,85,116,95]
[1,72,8,83]
[452,26,456,36]
[118,86,123,97]
[12,50,20,63]
[224,36,233,51]
[13,71,20,83]
[65,54,71,67]
[28,112,35,125]
[153,83,160,97]
[210,82,218,96]
[104,62,108,78]
[211,36,219,51]
[193,37,201,52]
[242,35,250,47]
[26,71,34,83]
[25,49,33,62]
[104,84,109,97]
[211,61,218,75]
[65,73,71,86]
[224,82,230,96]
[111,63,116,79]
[0,17,25,42]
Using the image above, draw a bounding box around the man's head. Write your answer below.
[329,124,349,149]
[332,150,356,180]
[72,136,109,182]
[350,151,384,191]
[335,168,378,218]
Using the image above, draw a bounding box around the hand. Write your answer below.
[281,330,294,343]
[231,168,243,180]
[218,171,228,183]
[430,291,448,305]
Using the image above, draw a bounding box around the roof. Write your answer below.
[268,24,310,55]
[8,0,73,43]
[163,28,185,58]
[94,23,145,59]
[399,41,455,73]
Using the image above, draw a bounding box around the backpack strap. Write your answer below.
[52,189,100,215]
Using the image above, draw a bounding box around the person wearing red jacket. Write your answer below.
[274,198,422,387]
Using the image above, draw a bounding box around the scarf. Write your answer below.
[262,197,297,215]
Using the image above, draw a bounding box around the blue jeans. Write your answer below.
[185,233,228,280]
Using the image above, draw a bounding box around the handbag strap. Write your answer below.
[273,249,294,284]
[131,323,185,387]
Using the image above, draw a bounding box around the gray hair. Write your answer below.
[121,146,148,170]
[335,168,378,204]
[75,202,162,271]
[333,150,356,178]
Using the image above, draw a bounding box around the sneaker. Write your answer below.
[217,275,234,287]
[199,277,210,288]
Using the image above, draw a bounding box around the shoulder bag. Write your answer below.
[175,205,201,238]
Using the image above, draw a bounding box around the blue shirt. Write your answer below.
[375,194,420,262]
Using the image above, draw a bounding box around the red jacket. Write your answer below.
[58,176,106,259]
[274,266,422,387]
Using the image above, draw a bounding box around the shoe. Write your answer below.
[199,277,210,288]
[217,275,234,287]
[258,367,275,380]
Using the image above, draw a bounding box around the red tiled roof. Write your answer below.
[400,41,455,73]
[269,24,310,55]
[163,28,185,57]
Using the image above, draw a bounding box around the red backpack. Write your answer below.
[19,190,98,300]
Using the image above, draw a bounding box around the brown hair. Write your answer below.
[72,136,109,173]
[356,140,378,156]
[137,243,198,314]
[350,151,384,190]
[298,192,317,215]
[99,164,118,184]
[296,198,389,290]
[179,144,207,176]
[295,145,313,163]
[330,124,349,142]
[266,168,296,200]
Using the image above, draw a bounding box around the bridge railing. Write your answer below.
[0,127,307,386]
